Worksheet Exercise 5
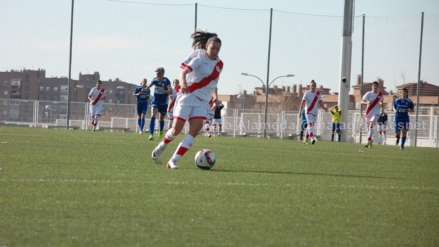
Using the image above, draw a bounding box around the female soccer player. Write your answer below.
[297,80,328,145]
[361,81,384,148]
[88,80,106,132]
[151,30,223,169]
[133,79,150,135]
[394,88,414,150]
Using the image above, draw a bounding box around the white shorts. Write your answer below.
[212,118,222,126]
[305,114,317,125]
[378,123,387,131]
[90,104,103,117]
[366,115,379,125]
[173,94,209,122]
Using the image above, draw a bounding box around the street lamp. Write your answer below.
[241,72,294,138]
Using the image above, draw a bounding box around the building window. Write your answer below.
[46,87,50,91]
[39,86,44,92]
[3,81,8,86]
[108,99,112,103]
[9,109,19,115]
[10,100,20,105]
[3,100,8,105]
[60,85,68,95]
[3,91,7,95]
[53,96,58,101]
[54,87,58,92]
[60,95,68,101]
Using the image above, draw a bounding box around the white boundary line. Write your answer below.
[1,178,438,191]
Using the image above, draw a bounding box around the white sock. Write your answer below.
[171,134,195,162]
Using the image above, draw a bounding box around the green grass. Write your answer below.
[0,126,438,247]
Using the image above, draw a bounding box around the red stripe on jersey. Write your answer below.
[167,99,176,112]
[306,91,320,114]
[188,60,223,93]
[365,92,382,116]
[180,63,193,72]
[92,88,105,105]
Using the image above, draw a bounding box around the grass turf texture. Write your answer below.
[0,126,438,247]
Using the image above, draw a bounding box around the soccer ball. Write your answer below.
[194,149,216,170]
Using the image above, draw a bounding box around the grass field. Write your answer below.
[0,126,438,247]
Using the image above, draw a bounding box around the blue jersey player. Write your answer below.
[145,67,172,140]
[133,79,151,135]
[393,88,414,150]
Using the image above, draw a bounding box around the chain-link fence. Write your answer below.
[1,99,438,148]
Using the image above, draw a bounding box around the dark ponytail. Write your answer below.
[191,29,221,50]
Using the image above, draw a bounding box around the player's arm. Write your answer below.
[180,68,190,94]
[211,88,220,110]
[408,101,415,113]
[88,93,93,102]
[393,100,398,113]
[165,83,173,95]
[133,88,140,97]
[318,101,328,112]
[379,101,384,113]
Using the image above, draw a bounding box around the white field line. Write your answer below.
[0,178,438,191]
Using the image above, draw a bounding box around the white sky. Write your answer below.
[0,0,438,95]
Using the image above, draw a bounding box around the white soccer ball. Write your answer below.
[194,149,216,170]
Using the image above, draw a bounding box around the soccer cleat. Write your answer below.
[364,141,370,148]
[218,133,221,137]
[149,134,154,141]
[400,146,404,150]
[166,160,179,169]
[311,139,316,145]
[139,130,143,135]
[303,139,309,144]
[151,143,166,160]
[158,131,164,138]
[208,134,211,138]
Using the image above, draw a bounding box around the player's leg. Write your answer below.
[158,114,165,138]
[149,107,158,140]
[400,120,409,149]
[331,123,335,141]
[167,110,173,131]
[306,114,317,144]
[394,119,401,145]
[167,105,207,169]
[204,120,211,137]
[151,104,189,161]
[140,102,148,133]
[382,124,387,145]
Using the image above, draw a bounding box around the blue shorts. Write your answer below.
[332,123,341,132]
[152,104,168,116]
[136,101,148,115]
[394,118,410,132]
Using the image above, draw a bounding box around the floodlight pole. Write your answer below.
[66,0,74,130]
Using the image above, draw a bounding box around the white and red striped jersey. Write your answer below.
[301,91,322,116]
[167,88,177,113]
[180,49,223,102]
[88,87,106,107]
[362,91,383,118]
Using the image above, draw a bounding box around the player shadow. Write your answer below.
[210,169,403,180]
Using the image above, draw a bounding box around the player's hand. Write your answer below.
[298,112,301,118]
[181,83,189,94]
